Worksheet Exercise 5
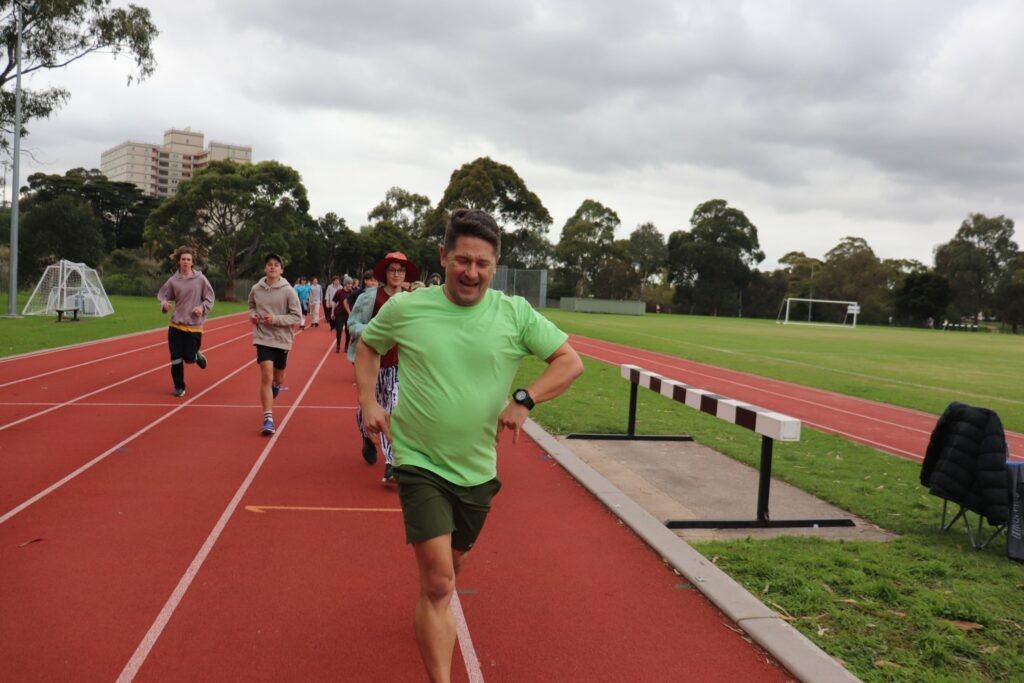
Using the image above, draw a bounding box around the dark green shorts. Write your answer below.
[395,466,502,551]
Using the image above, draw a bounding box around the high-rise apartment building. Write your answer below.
[100,128,253,198]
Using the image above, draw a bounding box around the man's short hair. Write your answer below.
[174,246,194,262]
[444,208,501,254]
[265,253,283,266]
[362,269,375,281]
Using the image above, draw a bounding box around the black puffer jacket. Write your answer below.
[921,402,1009,525]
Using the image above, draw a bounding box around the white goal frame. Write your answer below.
[22,260,114,317]
[777,297,859,328]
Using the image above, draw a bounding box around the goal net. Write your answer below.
[23,260,115,317]
[776,297,859,328]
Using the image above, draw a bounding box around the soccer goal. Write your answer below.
[23,260,114,317]
[776,297,859,328]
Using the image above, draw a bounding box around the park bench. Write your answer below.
[569,363,854,529]
[55,307,80,322]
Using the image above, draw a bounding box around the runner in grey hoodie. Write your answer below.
[248,253,302,435]
[157,246,215,397]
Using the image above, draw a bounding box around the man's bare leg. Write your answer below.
[259,361,275,412]
[413,535,460,683]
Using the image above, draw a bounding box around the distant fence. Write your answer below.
[493,266,547,308]
[560,298,645,315]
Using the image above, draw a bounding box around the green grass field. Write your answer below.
[514,312,1024,682]
[541,311,1024,433]
[0,294,250,358]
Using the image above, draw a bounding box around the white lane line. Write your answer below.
[452,592,485,683]
[0,319,250,388]
[0,358,253,525]
[575,341,1024,462]
[0,330,252,432]
[0,312,249,364]
[0,402,357,410]
[116,341,334,683]
[574,341,939,436]
[576,326,1024,407]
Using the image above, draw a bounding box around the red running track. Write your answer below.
[0,321,789,681]
[569,334,1024,463]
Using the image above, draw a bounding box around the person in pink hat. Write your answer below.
[347,251,419,483]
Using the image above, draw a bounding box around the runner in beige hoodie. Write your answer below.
[247,253,302,435]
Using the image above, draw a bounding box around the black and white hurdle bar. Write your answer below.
[607,364,853,530]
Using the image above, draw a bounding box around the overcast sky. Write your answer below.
[12,0,1024,268]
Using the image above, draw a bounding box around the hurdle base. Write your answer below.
[666,518,855,529]
[566,433,694,442]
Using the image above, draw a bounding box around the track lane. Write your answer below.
[129,340,788,681]
[0,327,329,680]
[570,335,1024,462]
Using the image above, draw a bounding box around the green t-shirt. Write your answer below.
[360,286,568,486]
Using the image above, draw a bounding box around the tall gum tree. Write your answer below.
[426,157,552,268]
[0,1,157,147]
[144,160,310,300]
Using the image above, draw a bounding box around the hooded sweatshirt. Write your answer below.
[248,276,302,350]
[157,271,215,332]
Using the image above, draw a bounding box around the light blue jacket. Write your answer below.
[346,286,378,362]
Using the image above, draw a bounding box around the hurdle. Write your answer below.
[604,364,854,529]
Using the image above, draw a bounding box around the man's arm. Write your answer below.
[354,338,390,441]
[496,341,584,443]
[157,277,174,312]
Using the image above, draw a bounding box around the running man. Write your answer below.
[356,209,583,681]
[331,275,354,353]
[294,277,311,330]
[248,253,302,435]
[157,246,214,397]
[309,276,323,327]
[348,252,416,482]
[324,275,341,332]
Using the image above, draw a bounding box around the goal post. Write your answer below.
[23,260,115,317]
[776,297,859,328]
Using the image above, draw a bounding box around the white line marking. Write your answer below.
[452,592,485,683]
[573,340,1024,460]
[0,331,252,432]
[116,341,334,682]
[0,319,250,389]
[0,312,248,364]
[0,402,358,410]
[574,325,1024,407]
[0,359,252,525]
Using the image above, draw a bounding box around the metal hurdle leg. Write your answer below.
[567,382,693,442]
[666,436,854,529]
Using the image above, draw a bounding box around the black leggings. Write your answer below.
[335,315,350,350]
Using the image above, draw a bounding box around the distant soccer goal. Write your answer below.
[23,260,114,317]
[776,297,859,328]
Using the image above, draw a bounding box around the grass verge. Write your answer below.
[0,294,250,358]
[517,356,1024,683]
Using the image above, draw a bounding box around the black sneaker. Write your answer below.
[361,437,378,465]
[382,463,395,484]
[173,387,186,398]
[335,347,340,353]
[272,383,280,399]
[195,350,207,370]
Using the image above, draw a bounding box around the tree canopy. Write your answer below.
[144,160,310,300]
[427,157,552,268]
[0,1,157,147]
[554,199,619,296]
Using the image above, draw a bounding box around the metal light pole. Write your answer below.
[6,2,24,315]
[1,160,8,209]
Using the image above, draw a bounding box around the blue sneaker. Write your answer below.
[272,383,280,399]
[261,417,275,436]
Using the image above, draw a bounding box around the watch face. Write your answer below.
[514,390,527,402]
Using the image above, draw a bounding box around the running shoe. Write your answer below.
[382,463,395,484]
[335,347,340,353]
[172,387,186,398]
[272,383,280,399]
[361,437,378,465]
[262,417,276,435]
[195,350,207,370]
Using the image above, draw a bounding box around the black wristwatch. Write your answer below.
[512,388,535,410]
